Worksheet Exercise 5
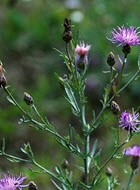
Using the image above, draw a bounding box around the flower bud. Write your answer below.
[122,44,131,55]
[61,159,68,169]
[28,181,38,190]
[0,75,7,88]
[107,52,115,67]
[105,167,112,177]
[24,92,34,105]
[130,156,139,170]
[62,18,73,43]
[111,101,120,114]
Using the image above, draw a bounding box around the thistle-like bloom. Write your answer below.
[0,173,28,190]
[75,42,91,70]
[123,145,140,157]
[108,26,140,46]
[75,42,91,56]
[123,145,140,170]
[119,110,140,132]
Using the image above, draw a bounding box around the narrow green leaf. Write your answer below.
[91,139,98,158]
[7,96,16,105]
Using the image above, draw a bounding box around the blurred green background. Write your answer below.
[0,0,140,189]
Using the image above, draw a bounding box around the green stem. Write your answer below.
[117,55,127,90]
[91,141,126,186]
[1,150,70,188]
[124,170,135,190]
[33,160,70,188]
[32,104,47,125]
[1,152,32,163]
[81,103,90,185]
[104,66,113,106]
[84,135,90,185]
[91,69,140,131]
[66,43,71,63]
[4,87,82,157]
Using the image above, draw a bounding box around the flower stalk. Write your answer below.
[124,170,135,190]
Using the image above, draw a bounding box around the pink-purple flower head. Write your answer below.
[75,42,91,56]
[123,145,140,157]
[0,173,28,190]
[75,42,91,70]
[108,26,140,47]
[119,110,140,133]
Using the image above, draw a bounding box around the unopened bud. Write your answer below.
[0,64,7,88]
[105,167,112,177]
[111,101,120,114]
[28,181,38,190]
[131,156,139,170]
[107,52,115,67]
[122,44,131,56]
[62,18,73,43]
[24,92,34,105]
[62,31,73,43]
[61,159,68,169]
[0,75,7,88]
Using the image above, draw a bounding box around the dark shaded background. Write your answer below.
[0,0,140,189]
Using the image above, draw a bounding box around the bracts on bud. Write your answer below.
[28,181,38,190]
[62,18,73,43]
[122,44,131,56]
[24,92,34,105]
[105,167,112,177]
[131,156,139,170]
[111,101,120,114]
[107,52,115,67]
[0,65,7,88]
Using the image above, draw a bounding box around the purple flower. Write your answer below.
[75,42,91,70]
[0,173,28,190]
[119,110,140,132]
[108,26,140,46]
[75,42,91,56]
[123,145,140,157]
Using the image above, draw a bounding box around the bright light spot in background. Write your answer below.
[70,11,84,23]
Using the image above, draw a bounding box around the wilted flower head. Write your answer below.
[75,42,91,70]
[0,173,28,190]
[119,110,140,132]
[123,145,140,157]
[108,26,140,46]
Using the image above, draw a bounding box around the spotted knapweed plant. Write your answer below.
[0,19,140,190]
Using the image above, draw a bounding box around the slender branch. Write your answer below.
[91,69,140,131]
[3,87,82,157]
[66,43,71,63]
[33,160,70,188]
[1,152,32,163]
[124,169,135,190]
[1,150,70,188]
[117,55,127,90]
[91,141,127,186]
